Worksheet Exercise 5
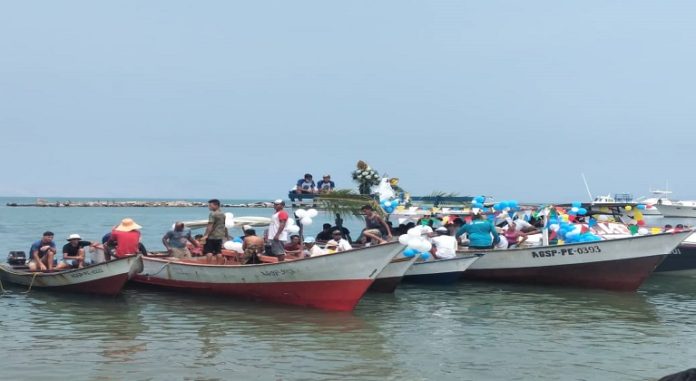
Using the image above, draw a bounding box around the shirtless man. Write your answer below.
[241,229,264,264]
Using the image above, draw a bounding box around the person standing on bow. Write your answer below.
[268,199,289,259]
[360,205,392,244]
[456,213,499,250]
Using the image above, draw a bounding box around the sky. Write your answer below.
[1,1,695,202]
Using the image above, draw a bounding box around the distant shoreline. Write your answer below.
[5,200,275,208]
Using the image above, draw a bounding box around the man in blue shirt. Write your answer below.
[317,174,336,193]
[295,173,316,194]
[28,231,58,271]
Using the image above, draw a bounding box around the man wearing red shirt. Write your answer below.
[109,218,142,258]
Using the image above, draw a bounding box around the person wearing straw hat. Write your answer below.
[61,233,95,268]
[108,218,142,258]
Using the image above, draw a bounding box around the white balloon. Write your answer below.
[306,209,318,218]
[295,209,307,218]
[638,227,649,235]
[286,218,296,226]
[286,225,300,234]
[300,217,313,226]
[398,234,411,245]
[549,224,560,232]
[407,227,422,238]
[422,226,433,234]
[223,241,235,250]
[224,212,235,228]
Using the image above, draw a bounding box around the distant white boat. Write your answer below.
[591,193,661,216]
[642,190,696,218]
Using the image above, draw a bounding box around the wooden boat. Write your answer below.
[402,255,481,284]
[0,255,143,296]
[460,231,692,291]
[369,255,419,292]
[131,242,404,311]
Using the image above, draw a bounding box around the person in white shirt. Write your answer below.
[303,236,326,257]
[431,227,457,259]
[329,230,353,252]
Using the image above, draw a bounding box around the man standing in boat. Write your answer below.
[202,199,227,264]
[268,199,289,258]
[28,231,58,271]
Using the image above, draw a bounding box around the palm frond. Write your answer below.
[316,189,383,219]
[426,190,461,198]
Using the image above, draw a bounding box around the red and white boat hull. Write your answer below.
[369,255,419,292]
[0,255,142,296]
[132,242,404,311]
[461,232,691,291]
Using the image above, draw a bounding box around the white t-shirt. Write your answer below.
[268,210,289,242]
[431,235,457,259]
[336,239,353,252]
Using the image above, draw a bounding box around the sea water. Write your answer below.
[0,197,694,380]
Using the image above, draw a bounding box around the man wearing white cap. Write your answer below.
[62,234,95,268]
[431,226,457,259]
[267,199,289,258]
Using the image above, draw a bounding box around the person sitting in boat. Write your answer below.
[188,234,204,256]
[316,223,333,243]
[62,234,94,268]
[360,205,392,244]
[108,218,142,258]
[329,230,353,252]
[317,174,335,193]
[303,236,326,257]
[28,231,60,271]
[241,228,264,264]
[456,213,499,250]
[284,234,304,259]
[430,227,457,259]
[294,173,316,194]
[503,222,528,249]
[162,222,199,259]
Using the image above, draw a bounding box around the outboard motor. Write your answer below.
[7,251,26,266]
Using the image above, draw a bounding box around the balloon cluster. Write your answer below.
[546,217,602,243]
[223,240,243,252]
[471,195,486,209]
[381,199,399,213]
[568,201,588,216]
[224,212,235,228]
[627,205,646,227]
[492,200,520,211]
[292,208,318,230]
[397,226,432,260]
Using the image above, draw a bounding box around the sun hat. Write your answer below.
[303,236,316,244]
[67,234,82,241]
[325,239,338,247]
[114,218,142,232]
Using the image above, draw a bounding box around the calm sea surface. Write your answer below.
[1,197,695,380]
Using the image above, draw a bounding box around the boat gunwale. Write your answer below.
[0,255,139,277]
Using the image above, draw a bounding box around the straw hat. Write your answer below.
[114,218,142,232]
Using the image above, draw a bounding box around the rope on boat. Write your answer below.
[146,261,171,277]
[22,272,39,294]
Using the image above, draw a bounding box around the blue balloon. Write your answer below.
[499,201,509,209]
[404,248,418,257]
[572,201,582,208]
[391,200,399,207]
[493,203,502,211]
[420,252,431,261]
[509,200,519,208]
[637,204,646,210]
[578,207,587,216]
[385,206,394,213]
[475,196,485,203]
[233,237,243,243]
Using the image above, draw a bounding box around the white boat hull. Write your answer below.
[403,255,481,284]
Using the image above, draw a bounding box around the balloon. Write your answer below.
[420,252,431,261]
[300,217,313,226]
[578,208,587,216]
[295,209,307,218]
[233,237,243,243]
[286,225,300,234]
[224,212,235,228]
[385,206,394,213]
[286,218,296,226]
[637,220,646,226]
[391,200,399,207]
[571,207,579,213]
[549,224,560,232]
[499,201,509,209]
[398,234,411,245]
[638,227,649,235]
[403,248,418,257]
[572,201,582,208]
[637,204,646,210]
[509,200,519,208]
[407,227,422,237]
[493,203,502,211]
[475,196,485,203]
[223,241,235,250]
[306,209,318,218]
[625,205,633,211]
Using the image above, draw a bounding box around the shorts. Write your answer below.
[270,240,286,256]
[63,259,80,268]
[243,246,262,264]
[170,247,191,259]
[363,229,382,237]
[204,239,223,255]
